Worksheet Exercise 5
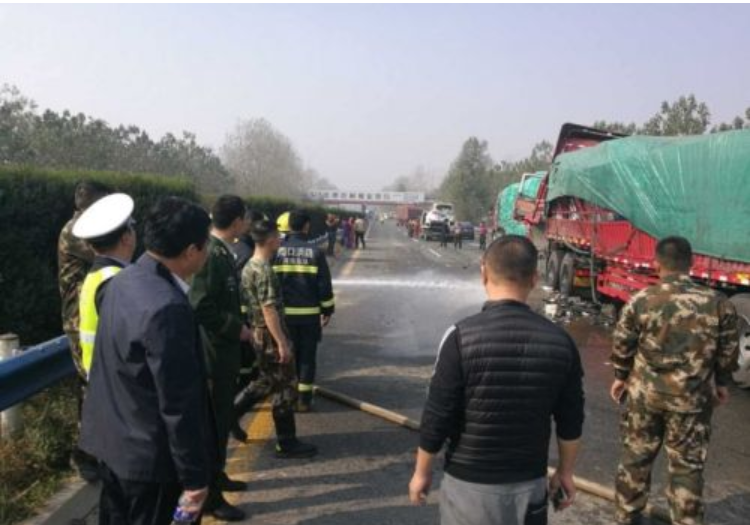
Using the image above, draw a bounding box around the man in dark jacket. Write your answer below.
[409,235,585,525]
[273,211,335,411]
[80,197,214,525]
[190,195,253,521]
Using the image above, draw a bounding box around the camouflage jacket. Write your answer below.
[58,212,95,335]
[611,274,739,412]
[241,257,285,331]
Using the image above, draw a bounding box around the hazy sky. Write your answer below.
[2,4,749,191]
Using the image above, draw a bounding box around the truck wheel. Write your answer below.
[730,294,750,388]
[545,250,563,290]
[559,253,576,297]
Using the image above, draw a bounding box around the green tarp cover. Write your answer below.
[497,183,526,236]
[546,129,750,263]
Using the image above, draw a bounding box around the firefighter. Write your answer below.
[273,210,335,412]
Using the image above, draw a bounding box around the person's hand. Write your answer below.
[180,487,208,513]
[408,470,432,505]
[239,324,253,343]
[321,315,332,328]
[549,470,576,512]
[610,379,627,404]
[277,340,292,364]
[714,385,730,406]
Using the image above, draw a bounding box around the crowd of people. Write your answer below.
[57,182,739,525]
[325,213,368,255]
[58,183,334,524]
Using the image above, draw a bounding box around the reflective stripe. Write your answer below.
[298,383,315,392]
[284,306,321,316]
[320,298,335,308]
[273,264,318,275]
[79,332,96,344]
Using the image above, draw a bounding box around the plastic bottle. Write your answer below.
[171,495,198,525]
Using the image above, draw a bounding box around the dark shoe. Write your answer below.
[275,439,318,459]
[218,472,248,492]
[230,421,248,443]
[71,449,100,483]
[208,502,246,522]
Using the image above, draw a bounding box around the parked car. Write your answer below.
[459,221,475,241]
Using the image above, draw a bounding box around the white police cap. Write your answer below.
[73,193,135,240]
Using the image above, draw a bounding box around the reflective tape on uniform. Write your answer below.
[298,383,314,392]
[273,264,318,275]
[320,298,335,308]
[284,306,321,315]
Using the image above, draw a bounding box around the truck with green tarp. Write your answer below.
[493,172,544,236]
[526,124,750,387]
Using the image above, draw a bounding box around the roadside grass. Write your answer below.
[0,379,78,525]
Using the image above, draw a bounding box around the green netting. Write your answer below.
[497,183,526,236]
[546,129,750,263]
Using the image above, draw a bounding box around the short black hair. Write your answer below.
[656,236,692,272]
[144,197,211,258]
[289,210,311,233]
[88,223,132,253]
[246,209,265,223]
[211,195,246,230]
[483,235,538,285]
[74,181,110,211]
[250,219,278,245]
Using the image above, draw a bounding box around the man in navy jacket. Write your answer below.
[80,197,215,525]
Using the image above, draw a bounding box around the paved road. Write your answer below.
[224,220,750,524]
[40,220,749,525]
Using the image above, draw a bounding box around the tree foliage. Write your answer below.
[439,138,494,222]
[0,84,232,193]
[382,165,438,195]
[222,118,330,198]
[641,94,711,136]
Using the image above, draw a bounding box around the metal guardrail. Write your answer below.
[0,335,75,413]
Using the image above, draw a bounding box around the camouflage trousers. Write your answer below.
[615,400,713,525]
[254,328,299,442]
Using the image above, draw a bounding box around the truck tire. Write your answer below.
[545,250,564,290]
[559,253,576,297]
[730,294,750,388]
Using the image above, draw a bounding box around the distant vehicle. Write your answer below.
[421,202,455,241]
[458,222,475,241]
[395,204,424,227]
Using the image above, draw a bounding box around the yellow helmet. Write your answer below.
[276,211,291,233]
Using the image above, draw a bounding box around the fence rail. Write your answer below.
[0,335,75,412]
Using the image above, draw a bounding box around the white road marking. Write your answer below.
[428,248,442,258]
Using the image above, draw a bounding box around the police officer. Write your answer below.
[610,236,739,525]
[190,195,253,521]
[57,180,110,482]
[74,193,137,377]
[273,211,335,411]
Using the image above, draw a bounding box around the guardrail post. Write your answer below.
[1,333,23,439]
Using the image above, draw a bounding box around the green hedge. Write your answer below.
[0,166,198,344]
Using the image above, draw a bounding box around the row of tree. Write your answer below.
[0,84,333,197]
[437,94,750,223]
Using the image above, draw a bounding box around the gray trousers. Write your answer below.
[440,474,547,525]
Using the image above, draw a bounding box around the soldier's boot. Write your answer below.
[273,407,317,459]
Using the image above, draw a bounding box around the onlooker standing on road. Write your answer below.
[453,222,463,250]
[232,209,264,271]
[611,236,739,525]
[273,211,335,411]
[326,213,339,257]
[439,219,449,248]
[190,195,253,521]
[239,219,318,458]
[341,217,352,250]
[478,222,488,250]
[80,197,214,525]
[354,216,367,249]
[57,180,109,482]
[409,235,585,525]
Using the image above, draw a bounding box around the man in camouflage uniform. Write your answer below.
[241,219,317,459]
[57,181,109,482]
[610,236,739,525]
[58,181,110,378]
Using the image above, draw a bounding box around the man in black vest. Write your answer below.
[80,197,215,525]
[409,235,585,525]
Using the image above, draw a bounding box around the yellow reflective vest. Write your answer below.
[79,265,122,375]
